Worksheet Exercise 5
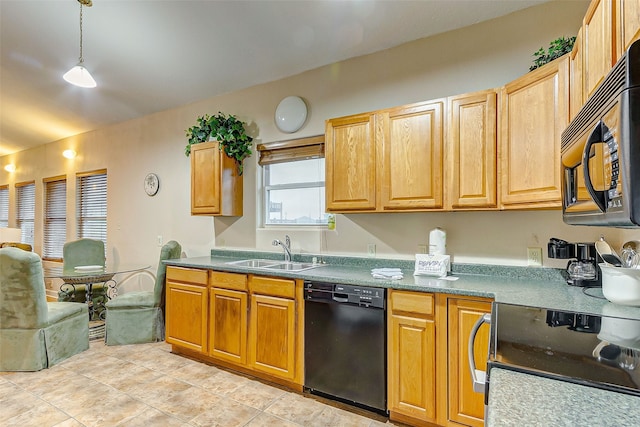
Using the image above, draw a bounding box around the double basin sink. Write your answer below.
[226,259,323,272]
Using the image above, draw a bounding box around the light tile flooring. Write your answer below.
[0,341,401,427]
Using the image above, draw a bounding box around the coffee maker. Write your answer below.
[548,238,602,287]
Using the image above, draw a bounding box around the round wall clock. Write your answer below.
[275,96,307,133]
[144,173,159,196]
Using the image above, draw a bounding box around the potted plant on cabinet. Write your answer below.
[529,36,576,71]
[185,112,253,175]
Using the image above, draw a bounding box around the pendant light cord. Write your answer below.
[78,4,84,64]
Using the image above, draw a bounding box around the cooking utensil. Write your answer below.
[621,241,640,268]
[596,238,623,267]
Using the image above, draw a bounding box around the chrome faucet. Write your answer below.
[272,235,292,262]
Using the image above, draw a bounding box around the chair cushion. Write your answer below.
[105,291,155,310]
[46,302,87,325]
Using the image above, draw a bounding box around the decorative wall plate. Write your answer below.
[144,173,159,196]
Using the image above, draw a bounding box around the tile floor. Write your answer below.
[0,341,401,427]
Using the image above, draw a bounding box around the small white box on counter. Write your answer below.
[414,253,450,278]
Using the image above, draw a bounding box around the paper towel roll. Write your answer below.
[429,227,446,255]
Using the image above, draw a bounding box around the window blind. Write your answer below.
[77,171,107,246]
[43,178,67,260]
[16,182,35,246]
[0,185,8,228]
[257,135,324,165]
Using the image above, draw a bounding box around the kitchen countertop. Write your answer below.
[487,368,640,426]
[165,249,640,423]
[164,249,640,320]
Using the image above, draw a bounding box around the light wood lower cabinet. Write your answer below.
[209,271,248,364]
[388,291,437,423]
[388,291,492,427]
[166,269,303,388]
[447,297,492,427]
[165,266,209,353]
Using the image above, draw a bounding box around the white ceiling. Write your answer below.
[0,0,550,156]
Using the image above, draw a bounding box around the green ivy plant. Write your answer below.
[529,36,576,72]
[185,112,253,175]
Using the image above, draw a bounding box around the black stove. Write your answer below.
[487,303,640,397]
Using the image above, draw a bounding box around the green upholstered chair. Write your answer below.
[105,240,181,345]
[58,238,108,320]
[0,247,89,371]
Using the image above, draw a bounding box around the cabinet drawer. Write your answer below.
[166,266,208,286]
[210,271,247,291]
[249,275,295,299]
[390,291,434,316]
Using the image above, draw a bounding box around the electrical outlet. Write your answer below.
[527,247,543,266]
[417,244,428,254]
[367,244,376,257]
[157,235,163,247]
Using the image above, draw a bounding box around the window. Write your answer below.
[43,177,67,260]
[258,136,326,226]
[16,182,35,246]
[0,185,8,228]
[77,170,107,245]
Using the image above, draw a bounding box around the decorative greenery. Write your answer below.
[185,112,253,175]
[529,36,576,72]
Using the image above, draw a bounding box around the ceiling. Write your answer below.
[0,0,550,156]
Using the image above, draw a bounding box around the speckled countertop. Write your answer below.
[165,248,640,424]
[487,368,640,426]
[164,248,640,320]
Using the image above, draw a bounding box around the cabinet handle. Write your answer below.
[468,313,491,393]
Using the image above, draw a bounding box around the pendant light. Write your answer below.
[63,0,96,88]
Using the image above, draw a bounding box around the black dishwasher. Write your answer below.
[304,281,387,414]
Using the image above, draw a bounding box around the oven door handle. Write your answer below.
[468,313,491,393]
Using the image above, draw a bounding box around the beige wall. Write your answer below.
[5,0,636,272]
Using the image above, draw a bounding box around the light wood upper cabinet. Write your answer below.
[165,267,209,354]
[388,291,437,424]
[583,0,616,99]
[570,28,585,120]
[209,271,248,365]
[379,101,444,210]
[190,140,243,216]
[248,276,298,382]
[500,56,569,209]
[617,0,640,58]
[325,113,376,212]
[446,90,497,210]
[447,298,492,427]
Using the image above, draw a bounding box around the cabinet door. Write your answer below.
[618,0,640,57]
[388,291,436,423]
[249,294,296,380]
[325,113,376,212]
[570,28,584,121]
[447,91,497,210]
[190,141,242,216]
[500,57,568,209]
[447,298,492,427]
[209,288,247,365]
[165,281,208,353]
[379,100,444,210]
[583,0,615,98]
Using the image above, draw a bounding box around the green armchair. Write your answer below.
[58,238,108,320]
[105,240,181,345]
[0,247,89,371]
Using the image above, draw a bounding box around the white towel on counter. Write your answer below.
[371,268,403,280]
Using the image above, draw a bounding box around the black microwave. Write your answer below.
[561,39,640,227]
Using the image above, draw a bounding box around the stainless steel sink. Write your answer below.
[225,259,323,272]
[226,259,280,268]
[264,262,319,272]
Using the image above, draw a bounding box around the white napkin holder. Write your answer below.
[414,253,450,278]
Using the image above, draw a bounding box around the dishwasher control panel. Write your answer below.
[304,281,385,309]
